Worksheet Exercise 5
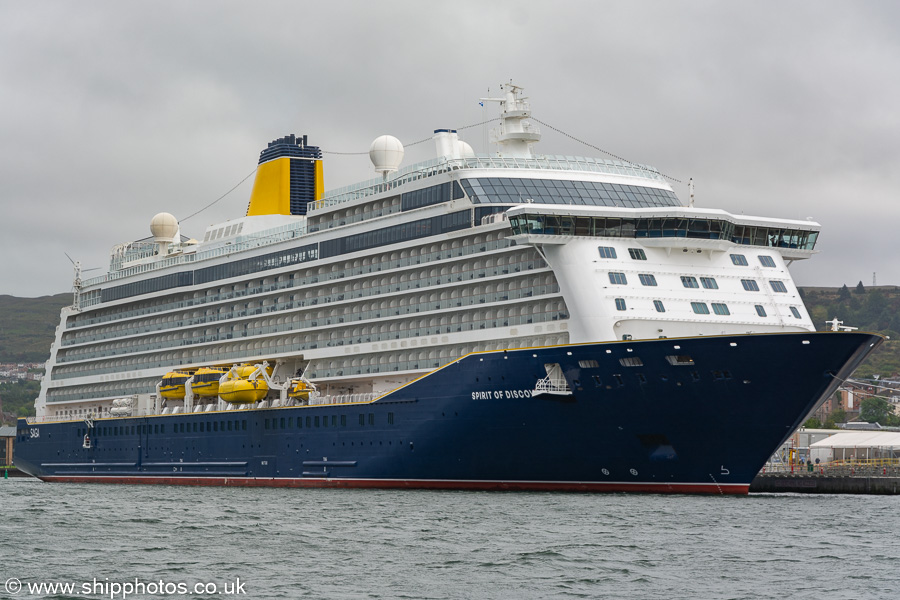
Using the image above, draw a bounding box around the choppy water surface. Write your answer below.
[2,478,898,599]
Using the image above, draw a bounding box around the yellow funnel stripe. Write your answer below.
[315,159,324,201]
[246,157,291,216]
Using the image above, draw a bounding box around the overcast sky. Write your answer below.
[2,1,898,299]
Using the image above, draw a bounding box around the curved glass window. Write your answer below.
[712,303,730,316]
[615,298,627,311]
[742,279,760,292]
[755,305,767,317]
[639,274,658,286]
[770,281,788,293]
[681,276,699,289]
[653,300,666,313]
[609,272,628,285]
[700,277,718,289]
[461,178,680,208]
[759,255,776,268]
[730,254,748,266]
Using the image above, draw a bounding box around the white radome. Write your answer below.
[369,135,404,174]
[150,212,179,243]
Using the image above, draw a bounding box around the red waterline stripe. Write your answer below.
[39,475,749,495]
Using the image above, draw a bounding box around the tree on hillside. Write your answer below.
[838,285,851,301]
[859,397,892,424]
[855,281,867,294]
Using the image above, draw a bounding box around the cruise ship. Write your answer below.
[14,83,881,493]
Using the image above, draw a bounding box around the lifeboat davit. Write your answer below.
[219,378,268,404]
[288,379,311,400]
[160,372,190,399]
[191,367,227,397]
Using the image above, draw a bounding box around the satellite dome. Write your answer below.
[369,135,404,175]
[150,212,178,243]
[458,140,475,158]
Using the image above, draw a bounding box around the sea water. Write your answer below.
[1,478,898,599]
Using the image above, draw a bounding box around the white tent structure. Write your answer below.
[809,431,900,464]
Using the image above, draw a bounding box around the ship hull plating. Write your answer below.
[15,332,880,494]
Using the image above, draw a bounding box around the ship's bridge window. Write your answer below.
[609,272,628,285]
[770,280,788,293]
[700,277,718,289]
[681,276,699,289]
[742,279,760,292]
[790,306,802,319]
[615,298,627,311]
[598,246,617,259]
[638,274,658,286]
[691,302,710,315]
[730,254,749,266]
[628,248,647,260]
[755,305,768,317]
[731,225,818,250]
[759,255,776,268]
[653,300,666,313]
[712,303,730,316]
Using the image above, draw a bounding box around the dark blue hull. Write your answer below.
[14,332,880,494]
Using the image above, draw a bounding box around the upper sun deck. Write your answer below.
[82,154,670,288]
[311,154,670,210]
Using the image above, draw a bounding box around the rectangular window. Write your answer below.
[298,417,303,429]
[666,355,695,366]
[790,306,802,319]
[323,415,329,427]
[755,304,767,317]
[227,421,233,431]
[691,302,710,314]
[193,423,198,433]
[331,415,337,427]
[242,420,247,431]
[598,246,617,259]
[154,424,159,434]
[741,279,760,292]
[341,415,347,427]
[288,417,293,428]
[608,272,627,285]
[681,276,699,288]
[314,416,320,427]
[615,298,627,311]
[712,303,730,315]
[730,254,748,266]
[359,414,365,426]
[700,277,718,289]
[388,412,394,425]
[759,255,776,268]
[653,300,666,313]
[264,419,270,430]
[306,416,311,428]
[578,359,600,368]
[628,248,647,260]
[280,417,286,429]
[770,280,788,293]
[369,413,375,426]
[619,357,644,367]
[638,273,658,286]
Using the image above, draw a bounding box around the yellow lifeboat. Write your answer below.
[160,371,191,399]
[219,378,268,404]
[288,379,311,400]
[191,367,227,397]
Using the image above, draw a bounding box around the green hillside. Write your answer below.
[0,294,69,362]
[802,284,900,378]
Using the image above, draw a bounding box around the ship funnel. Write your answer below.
[246,134,323,217]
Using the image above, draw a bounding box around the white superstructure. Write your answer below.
[35,82,819,421]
